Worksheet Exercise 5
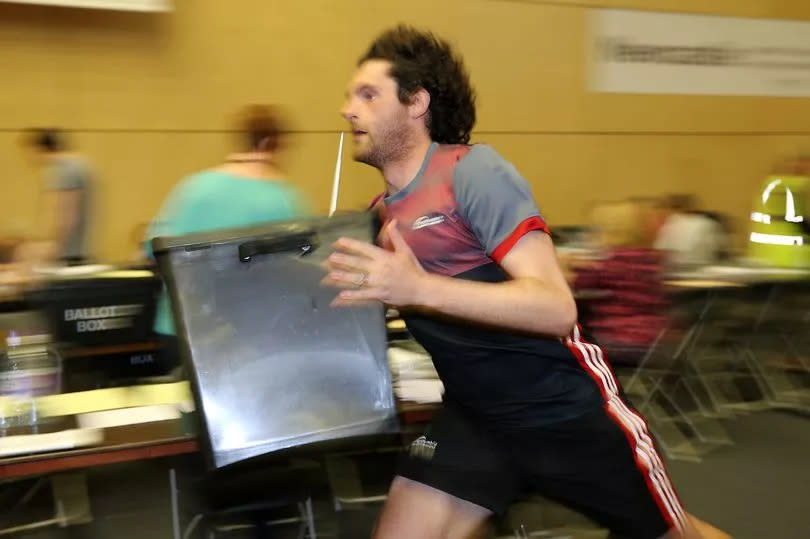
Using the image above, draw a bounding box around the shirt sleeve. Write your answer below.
[453,144,549,263]
[51,161,85,191]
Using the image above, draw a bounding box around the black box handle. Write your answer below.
[238,232,318,263]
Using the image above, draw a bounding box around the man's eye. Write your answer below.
[361,92,376,101]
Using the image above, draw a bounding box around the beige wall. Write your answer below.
[2,0,810,259]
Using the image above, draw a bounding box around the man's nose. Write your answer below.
[341,100,356,122]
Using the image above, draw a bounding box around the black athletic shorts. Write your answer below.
[398,399,688,539]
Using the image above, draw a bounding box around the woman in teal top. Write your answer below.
[145,106,308,369]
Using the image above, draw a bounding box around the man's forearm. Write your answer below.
[415,273,577,337]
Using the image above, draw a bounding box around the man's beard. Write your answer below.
[355,118,411,170]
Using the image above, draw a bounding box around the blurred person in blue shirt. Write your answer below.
[145,105,309,373]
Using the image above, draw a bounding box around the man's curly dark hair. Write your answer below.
[360,25,476,145]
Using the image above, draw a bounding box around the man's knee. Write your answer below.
[374,476,490,539]
[654,514,733,539]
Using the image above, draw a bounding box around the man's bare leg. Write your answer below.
[686,514,733,539]
[654,513,733,539]
[373,476,491,539]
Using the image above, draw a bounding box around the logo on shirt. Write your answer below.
[409,435,438,460]
[412,214,446,230]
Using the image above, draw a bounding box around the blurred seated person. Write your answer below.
[144,105,309,373]
[627,196,670,244]
[654,194,725,268]
[572,201,668,361]
[0,235,25,294]
[0,235,23,265]
[23,128,94,266]
[772,154,810,237]
[697,211,734,261]
[797,154,810,237]
[0,239,59,296]
[128,222,151,265]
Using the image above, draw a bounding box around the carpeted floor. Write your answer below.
[665,410,810,539]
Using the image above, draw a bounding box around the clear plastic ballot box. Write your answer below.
[152,213,397,468]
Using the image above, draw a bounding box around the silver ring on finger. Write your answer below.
[353,273,368,287]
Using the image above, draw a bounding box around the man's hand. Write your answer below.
[324,220,426,307]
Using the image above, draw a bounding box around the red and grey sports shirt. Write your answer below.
[377,143,602,427]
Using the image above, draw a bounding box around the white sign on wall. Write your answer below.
[588,9,810,97]
[0,0,171,11]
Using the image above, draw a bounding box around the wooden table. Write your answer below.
[397,401,439,424]
[0,419,197,480]
[0,401,439,481]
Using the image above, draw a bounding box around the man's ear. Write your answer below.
[409,88,430,120]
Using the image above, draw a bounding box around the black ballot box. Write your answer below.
[25,269,161,347]
[152,212,398,469]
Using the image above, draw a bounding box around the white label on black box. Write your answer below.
[76,317,134,333]
[64,304,142,321]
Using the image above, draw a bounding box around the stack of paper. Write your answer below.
[0,428,103,458]
[388,345,443,404]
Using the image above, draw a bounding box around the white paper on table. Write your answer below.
[394,379,444,404]
[388,347,437,379]
[33,264,113,277]
[76,404,182,429]
[0,428,103,457]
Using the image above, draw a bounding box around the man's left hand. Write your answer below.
[323,220,426,307]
